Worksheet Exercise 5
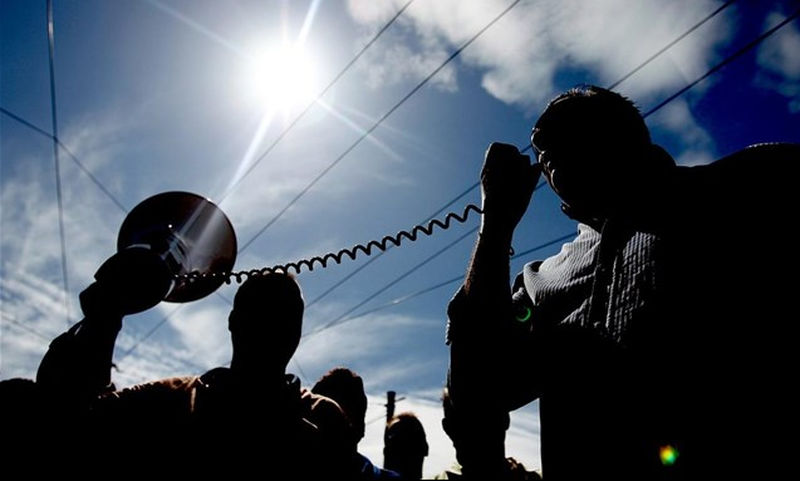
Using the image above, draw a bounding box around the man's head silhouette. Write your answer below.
[228,272,303,378]
[312,367,368,448]
[531,85,668,222]
[384,412,428,479]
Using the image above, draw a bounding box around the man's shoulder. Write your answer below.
[93,375,200,422]
[103,375,199,397]
[687,142,799,180]
[300,388,350,433]
[300,389,344,416]
[679,142,799,221]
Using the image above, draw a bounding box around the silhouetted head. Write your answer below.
[312,367,367,447]
[531,85,666,222]
[228,272,303,376]
[384,412,429,479]
[0,378,42,416]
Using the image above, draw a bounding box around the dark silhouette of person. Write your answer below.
[312,367,400,479]
[35,266,350,476]
[383,412,428,479]
[446,85,799,479]
[30,247,172,468]
[438,387,542,480]
[0,378,46,463]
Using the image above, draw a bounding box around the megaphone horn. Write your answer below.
[117,191,237,304]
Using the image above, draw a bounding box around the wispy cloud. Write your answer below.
[296,310,438,375]
[346,0,733,109]
[648,98,716,166]
[1,109,157,379]
[755,10,800,112]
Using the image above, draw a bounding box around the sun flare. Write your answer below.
[245,43,318,113]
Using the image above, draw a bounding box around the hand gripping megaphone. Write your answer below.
[89,192,237,315]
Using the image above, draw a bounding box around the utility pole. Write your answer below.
[386,390,396,423]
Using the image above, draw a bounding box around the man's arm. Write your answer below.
[446,143,540,477]
[36,248,171,408]
[36,283,125,407]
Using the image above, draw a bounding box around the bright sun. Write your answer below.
[245,43,318,113]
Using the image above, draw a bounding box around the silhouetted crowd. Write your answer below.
[2,86,797,479]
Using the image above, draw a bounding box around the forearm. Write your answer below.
[444,142,537,475]
[37,298,123,402]
[445,223,515,474]
[464,217,514,306]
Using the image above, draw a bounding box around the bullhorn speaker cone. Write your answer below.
[117,191,237,303]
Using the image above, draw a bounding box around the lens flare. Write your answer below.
[659,445,679,466]
[515,306,532,322]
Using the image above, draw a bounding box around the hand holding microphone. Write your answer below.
[479,142,541,237]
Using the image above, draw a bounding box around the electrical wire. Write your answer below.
[117,305,185,362]
[302,225,479,338]
[305,180,481,308]
[2,315,59,342]
[608,0,737,90]
[46,0,70,326]
[643,6,800,117]
[0,108,129,214]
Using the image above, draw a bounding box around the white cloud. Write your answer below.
[647,98,716,166]
[359,39,458,92]
[346,0,733,109]
[161,300,232,365]
[296,310,435,374]
[111,329,219,387]
[756,10,800,112]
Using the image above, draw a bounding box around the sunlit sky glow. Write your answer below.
[2,0,799,476]
[244,44,318,112]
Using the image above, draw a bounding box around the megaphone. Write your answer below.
[106,191,236,312]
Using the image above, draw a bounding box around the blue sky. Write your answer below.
[2,0,799,475]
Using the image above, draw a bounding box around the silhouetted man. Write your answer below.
[36,267,350,475]
[384,412,428,479]
[312,367,399,479]
[446,85,799,479]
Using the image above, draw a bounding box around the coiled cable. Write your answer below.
[180,204,482,284]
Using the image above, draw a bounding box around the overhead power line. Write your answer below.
[303,225,479,338]
[305,180,481,309]
[608,0,737,90]
[117,305,185,362]
[46,0,71,326]
[237,0,524,254]
[0,108,129,214]
[643,6,800,117]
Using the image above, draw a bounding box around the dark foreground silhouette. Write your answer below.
[446,85,799,479]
